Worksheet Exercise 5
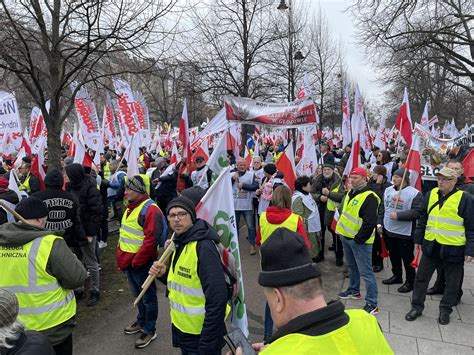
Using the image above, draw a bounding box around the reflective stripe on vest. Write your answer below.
[167,241,230,334]
[425,188,465,246]
[119,199,154,253]
[326,183,341,212]
[0,235,76,331]
[260,309,393,355]
[335,190,380,244]
[259,212,299,245]
[103,162,111,181]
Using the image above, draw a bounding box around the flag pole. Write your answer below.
[393,137,415,210]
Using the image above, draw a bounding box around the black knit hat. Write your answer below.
[259,227,321,288]
[181,186,206,206]
[167,196,197,222]
[15,196,49,220]
[264,163,277,175]
[44,169,64,187]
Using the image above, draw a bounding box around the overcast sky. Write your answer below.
[314,0,384,104]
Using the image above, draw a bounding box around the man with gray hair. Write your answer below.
[0,288,53,354]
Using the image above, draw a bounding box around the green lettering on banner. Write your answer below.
[213,210,232,247]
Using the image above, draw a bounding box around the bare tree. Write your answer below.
[0,0,177,168]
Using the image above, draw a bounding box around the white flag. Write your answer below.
[195,167,249,336]
[124,135,140,178]
[207,134,229,181]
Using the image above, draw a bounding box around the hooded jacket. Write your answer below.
[0,222,86,345]
[65,164,103,236]
[256,206,309,248]
[0,189,19,225]
[165,219,228,354]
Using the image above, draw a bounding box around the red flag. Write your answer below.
[463,148,474,179]
[405,132,422,191]
[191,136,209,163]
[276,142,296,191]
[179,99,191,160]
[244,146,251,168]
[380,236,389,258]
[394,88,413,147]
[410,248,421,268]
[20,137,32,157]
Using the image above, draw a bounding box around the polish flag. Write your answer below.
[244,145,252,168]
[394,88,413,147]
[226,123,240,158]
[330,208,340,232]
[342,86,351,148]
[191,136,209,163]
[170,140,181,165]
[343,111,363,176]
[30,138,46,190]
[13,147,27,170]
[179,99,191,160]
[73,138,94,168]
[405,132,422,191]
[276,142,296,191]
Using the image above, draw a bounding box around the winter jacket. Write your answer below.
[19,174,41,195]
[0,189,19,225]
[256,206,309,248]
[311,173,342,219]
[339,185,380,244]
[2,330,54,355]
[0,222,86,346]
[456,176,474,196]
[165,219,228,354]
[368,178,392,199]
[65,164,103,237]
[116,195,165,270]
[377,186,424,240]
[32,188,87,248]
[414,187,474,261]
[151,165,178,201]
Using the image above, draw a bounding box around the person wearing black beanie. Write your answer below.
[254,227,392,353]
[149,194,228,354]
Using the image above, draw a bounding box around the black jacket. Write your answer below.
[414,187,474,260]
[267,301,350,344]
[456,176,474,196]
[2,330,54,355]
[166,219,227,354]
[32,188,87,247]
[340,185,380,244]
[151,165,178,200]
[65,164,103,236]
[0,189,19,225]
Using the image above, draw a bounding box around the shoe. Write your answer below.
[328,245,336,251]
[98,241,108,249]
[135,332,157,349]
[335,258,344,267]
[338,290,362,300]
[426,286,444,295]
[249,245,256,255]
[124,321,143,335]
[397,282,414,293]
[405,309,421,321]
[363,304,379,315]
[372,265,383,273]
[382,275,403,285]
[86,291,100,307]
[438,313,450,325]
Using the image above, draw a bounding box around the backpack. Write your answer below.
[138,199,169,247]
[214,242,240,305]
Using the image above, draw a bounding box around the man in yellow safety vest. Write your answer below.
[241,227,392,354]
[0,196,87,355]
[405,167,474,325]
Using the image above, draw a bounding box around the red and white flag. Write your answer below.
[195,167,248,336]
[330,208,340,233]
[342,86,351,148]
[226,123,240,158]
[343,92,364,177]
[296,72,312,99]
[244,145,252,168]
[276,142,296,191]
[394,88,413,147]
[30,138,46,190]
[73,137,94,168]
[191,135,209,163]
[179,99,191,160]
[420,101,429,129]
[405,131,422,191]
[170,140,181,165]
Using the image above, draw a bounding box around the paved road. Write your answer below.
[75,226,474,354]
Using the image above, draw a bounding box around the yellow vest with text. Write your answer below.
[0,235,76,331]
[119,198,155,253]
[425,188,465,246]
[103,161,111,181]
[326,183,341,212]
[259,212,299,245]
[19,175,32,194]
[260,309,393,355]
[167,241,230,334]
[336,190,380,244]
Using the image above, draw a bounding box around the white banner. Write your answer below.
[113,79,140,146]
[0,92,23,150]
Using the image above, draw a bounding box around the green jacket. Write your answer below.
[0,222,87,345]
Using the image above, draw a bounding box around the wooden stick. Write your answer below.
[133,234,175,307]
[0,200,30,225]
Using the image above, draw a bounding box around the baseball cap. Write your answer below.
[436,167,457,180]
[350,167,368,177]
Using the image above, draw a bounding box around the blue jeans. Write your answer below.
[125,263,158,335]
[264,302,273,340]
[235,210,256,245]
[341,237,378,306]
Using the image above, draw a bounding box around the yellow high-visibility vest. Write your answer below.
[19,175,32,194]
[259,212,299,245]
[103,161,111,181]
[260,309,393,355]
[326,183,341,212]
[119,198,155,253]
[167,241,230,334]
[425,188,465,246]
[0,235,76,331]
[336,190,380,244]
